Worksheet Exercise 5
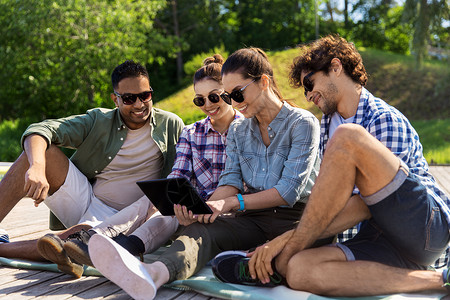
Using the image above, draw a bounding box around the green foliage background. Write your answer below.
[0,0,448,163]
[0,0,171,121]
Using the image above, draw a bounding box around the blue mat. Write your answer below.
[0,256,446,300]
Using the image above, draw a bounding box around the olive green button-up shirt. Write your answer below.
[21,107,184,180]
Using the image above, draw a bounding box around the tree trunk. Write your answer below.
[172,0,183,84]
[414,0,430,69]
[326,0,334,23]
[344,0,349,29]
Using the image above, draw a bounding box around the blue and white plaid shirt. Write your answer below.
[321,87,450,268]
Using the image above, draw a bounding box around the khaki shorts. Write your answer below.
[44,160,118,228]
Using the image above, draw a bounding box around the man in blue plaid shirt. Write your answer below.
[244,35,450,296]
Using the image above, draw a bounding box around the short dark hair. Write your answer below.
[111,60,150,90]
[290,34,368,88]
[193,54,224,85]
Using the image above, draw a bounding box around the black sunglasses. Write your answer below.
[303,71,315,97]
[193,93,231,107]
[223,79,256,103]
[114,88,153,105]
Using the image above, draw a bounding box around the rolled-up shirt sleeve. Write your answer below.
[273,115,320,206]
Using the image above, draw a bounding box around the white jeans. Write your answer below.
[45,160,178,253]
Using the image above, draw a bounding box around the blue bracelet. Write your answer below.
[236,193,245,211]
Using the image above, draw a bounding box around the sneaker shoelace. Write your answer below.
[65,229,94,243]
[445,269,450,287]
[104,226,120,238]
[238,260,254,282]
[237,260,283,284]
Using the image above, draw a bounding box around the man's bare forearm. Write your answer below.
[23,134,48,168]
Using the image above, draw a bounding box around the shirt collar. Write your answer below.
[204,110,241,135]
[204,116,214,135]
[353,87,370,125]
[249,101,291,132]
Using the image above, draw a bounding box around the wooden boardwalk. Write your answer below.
[0,165,449,299]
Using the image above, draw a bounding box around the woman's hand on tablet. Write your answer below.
[174,204,197,226]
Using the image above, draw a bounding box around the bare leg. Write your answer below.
[0,145,69,222]
[277,124,446,295]
[286,246,446,296]
[0,223,91,261]
[278,124,400,264]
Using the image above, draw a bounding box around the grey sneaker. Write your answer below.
[63,229,96,267]
[37,233,83,278]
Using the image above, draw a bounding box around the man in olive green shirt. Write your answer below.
[0,60,184,277]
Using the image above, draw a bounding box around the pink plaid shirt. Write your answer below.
[168,113,241,200]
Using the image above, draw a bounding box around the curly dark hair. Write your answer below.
[290,34,368,88]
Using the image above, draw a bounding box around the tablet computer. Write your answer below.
[136,177,213,216]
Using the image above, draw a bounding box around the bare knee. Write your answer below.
[285,252,321,292]
[285,247,344,294]
[329,124,367,149]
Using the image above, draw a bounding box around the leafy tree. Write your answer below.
[0,0,170,122]
[351,0,396,49]
[403,0,449,68]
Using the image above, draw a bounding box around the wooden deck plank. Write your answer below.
[0,270,66,297]
[0,268,47,284]
[431,166,450,195]
[67,281,125,299]
[0,274,83,299]
[33,276,112,300]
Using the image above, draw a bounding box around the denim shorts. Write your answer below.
[336,161,450,269]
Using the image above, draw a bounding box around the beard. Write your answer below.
[319,82,339,115]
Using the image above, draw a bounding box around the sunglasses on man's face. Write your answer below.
[223,79,256,103]
[303,71,315,97]
[114,89,153,105]
[193,93,231,107]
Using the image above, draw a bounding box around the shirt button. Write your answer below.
[262,168,265,171]
[108,156,112,160]
[120,137,124,141]
[94,170,98,174]
[268,126,271,130]
[117,127,120,130]
[269,135,274,138]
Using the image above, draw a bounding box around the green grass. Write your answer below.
[411,119,450,165]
